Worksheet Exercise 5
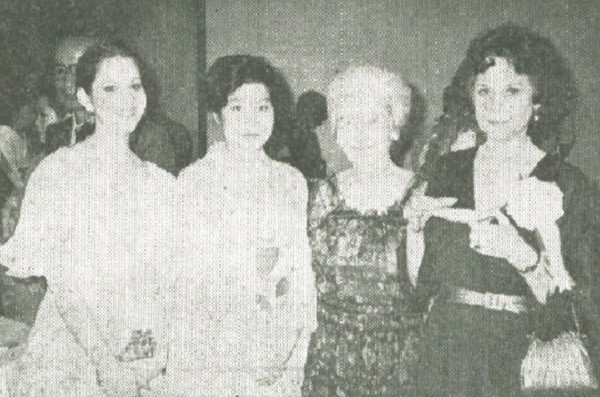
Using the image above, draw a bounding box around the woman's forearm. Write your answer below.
[406,229,425,287]
[53,288,111,366]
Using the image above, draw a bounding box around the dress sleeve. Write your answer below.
[0,152,74,279]
[414,156,451,310]
[532,167,600,346]
[280,172,317,333]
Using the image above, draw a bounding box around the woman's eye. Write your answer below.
[506,86,521,95]
[103,85,116,93]
[230,105,242,111]
[476,87,489,96]
[258,104,271,112]
[131,83,143,91]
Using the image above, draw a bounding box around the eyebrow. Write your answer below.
[474,81,528,87]
[228,96,271,102]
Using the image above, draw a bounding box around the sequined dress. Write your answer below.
[302,176,422,396]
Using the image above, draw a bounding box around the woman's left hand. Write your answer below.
[255,365,286,387]
[469,215,538,271]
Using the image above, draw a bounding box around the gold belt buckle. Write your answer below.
[483,292,506,311]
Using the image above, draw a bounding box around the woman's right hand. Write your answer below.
[96,357,141,397]
[404,183,458,232]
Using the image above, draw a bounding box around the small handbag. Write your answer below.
[521,304,598,391]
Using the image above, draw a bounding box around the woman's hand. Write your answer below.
[469,214,538,271]
[255,365,286,387]
[404,187,458,232]
[96,357,141,397]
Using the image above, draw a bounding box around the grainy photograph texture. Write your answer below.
[0,0,599,396]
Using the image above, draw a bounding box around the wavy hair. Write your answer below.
[442,23,578,154]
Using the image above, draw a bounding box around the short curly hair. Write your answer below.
[327,66,411,137]
[205,55,295,158]
[443,23,578,153]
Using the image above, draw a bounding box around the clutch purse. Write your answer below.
[116,329,156,362]
[521,304,598,391]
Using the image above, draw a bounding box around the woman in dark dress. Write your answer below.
[406,23,600,397]
[302,66,422,396]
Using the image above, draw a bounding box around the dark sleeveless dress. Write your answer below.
[302,176,422,396]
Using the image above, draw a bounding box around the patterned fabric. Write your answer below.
[302,176,422,396]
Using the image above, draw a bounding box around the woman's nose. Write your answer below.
[485,93,505,116]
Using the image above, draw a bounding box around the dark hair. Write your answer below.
[206,55,295,160]
[75,40,154,104]
[296,90,327,129]
[442,23,578,154]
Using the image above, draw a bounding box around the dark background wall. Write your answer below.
[207,0,600,180]
[0,0,205,157]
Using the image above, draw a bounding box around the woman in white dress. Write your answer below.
[168,55,317,396]
[0,41,173,396]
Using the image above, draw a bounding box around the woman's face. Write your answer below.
[335,99,396,165]
[78,56,147,134]
[218,83,274,151]
[473,57,536,142]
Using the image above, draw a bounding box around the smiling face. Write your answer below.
[77,56,147,134]
[473,57,537,142]
[218,83,274,151]
[335,97,396,166]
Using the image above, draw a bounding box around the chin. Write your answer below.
[122,117,143,132]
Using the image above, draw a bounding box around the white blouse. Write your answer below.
[0,136,174,395]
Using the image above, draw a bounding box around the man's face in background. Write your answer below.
[53,36,96,117]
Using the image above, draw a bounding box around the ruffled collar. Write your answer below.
[446,145,563,209]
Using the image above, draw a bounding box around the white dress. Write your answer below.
[0,136,175,396]
[167,142,317,396]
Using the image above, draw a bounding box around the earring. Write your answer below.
[533,105,541,122]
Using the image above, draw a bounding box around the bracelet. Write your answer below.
[519,262,538,274]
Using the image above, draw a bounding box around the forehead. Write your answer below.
[94,56,141,83]
[228,83,270,101]
[54,37,96,65]
[475,57,532,86]
[335,93,382,116]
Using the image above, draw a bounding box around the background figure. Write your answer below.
[45,35,97,150]
[302,66,422,396]
[289,90,327,179]
[311,95,352,178]
[390,83,427,170]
